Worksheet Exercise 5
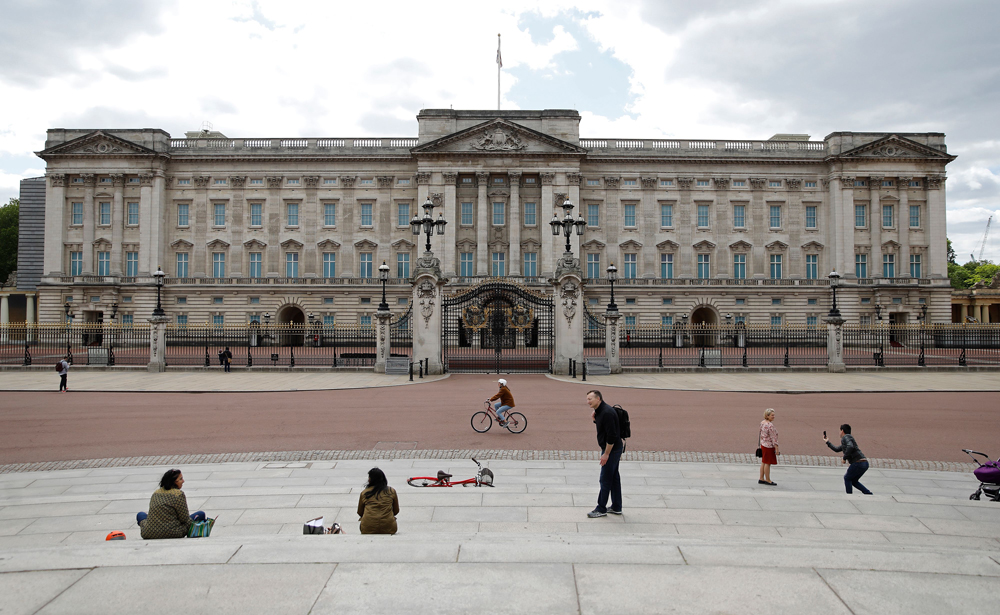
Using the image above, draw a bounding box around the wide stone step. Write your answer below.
[385,357,410,375]
[585,358,611,375]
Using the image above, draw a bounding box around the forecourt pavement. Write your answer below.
[1,456,999,614]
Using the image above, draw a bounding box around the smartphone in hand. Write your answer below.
[823,430,827,438]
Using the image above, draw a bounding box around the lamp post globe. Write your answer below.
[827,270,841,317]
[378,260,390,311]
[152,267,166,316]
[606,263,619,311]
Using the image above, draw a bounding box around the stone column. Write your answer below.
[552,264,583,375]
[44,175,67,275]
[749,178,767,275]
[411,253,447,374]
[641,177,659,277]
[230,176,247,276]
[927,177,946,277]
[839,177,856,277]
[0,294,8,324]
[568,173,582,259]
[82,174,96,274]
[785,178,802,275]
[824,313,845,373]
[138,174,154,275]
[26,295,35,324]
[147,314,169,372]
[508,171,521,271]
[604,309,622,374]
[442,172,458,277]
[302,176,320,277]
[266,176,284,276]
[111,174,125,275]
[193,176,210,277]
[476,172,489,274]
[960,303,969,322]
[374,306,392,373]
[869,176,883,276]
[150,172,166,276]
[677,178,695,277]
[541,172,555,276]
[898,177,911,276]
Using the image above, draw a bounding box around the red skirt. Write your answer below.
[761,446,777,464]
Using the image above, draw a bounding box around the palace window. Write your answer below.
[697,204,710,227]
[213,252,226,278]
[249,252,262,278]
[772,298,782,306]
[910,253,922,278]
[397,202,409,227]
[587,179,600,186]
[359,252,372,278]
[883,253,895,278]
[491,252,505,276]
[623,253,637,278]
[214,203,226,227]
[72,202,83,225]
[663,298,673,305]
[662,316,673,327]
[623,204,636,228]
[461,202,474,225]
[732,180,745,187]
[176,252,189,278]
[323,253,336,278]
[661,253,674,279]
[460,252,473,276]
[854,204,866,228]
[806,254,818,280]
[323,203,336,226]
[126,252,138,277]
[770,254,782,280]
[397,253,410,278]
[287,178,300,185]
[733,204,745,228]
[524,202,536,226]
[587,254,600,279]
[127,202,139,225]
[769,205,782,228]
[286,252,299,277]
[909,204,920,228]
[882,204,894,228]
[696,180,709,187]
[177,203,189,227]
[286,202,299,227]
[805,206,817,229]
[97,251,110,276]
[214,178,226,185]
[99,202,111,225]
[360,203,372,227]
[250,203,262,227]
[177,178,190,186]
[623,179,637,187]
[661,204,673,227]
[250,178,264,185]
[323,315,336,326]
[697,254,710,279]
[805,181,817,188]
[323,178,336,185]
[492,202,505,225]
[769,181,781,188]
[587,203,599,227]
[70,251,83,276]
[176,315,188,325]
[733,253,746,280]
[523,252,537,277]
[660,179,673,187]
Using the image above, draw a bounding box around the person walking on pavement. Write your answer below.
[56,355,69,393]
[221,346,233,373]
[824,424,873,495]
[758,408,779,485]
[488,378,515,427]
[586,389,622,518]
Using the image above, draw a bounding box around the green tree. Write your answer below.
[967,261,1000,287]
[0,198,17,287]
[947,238,957,264]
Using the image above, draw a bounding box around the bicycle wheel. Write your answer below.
[408,477,440,487]
[471,411,492,433]
[505,412,527,434]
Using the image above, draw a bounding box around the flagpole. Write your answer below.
[497,33,501,111]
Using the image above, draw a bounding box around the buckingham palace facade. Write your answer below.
[30,108,955,328]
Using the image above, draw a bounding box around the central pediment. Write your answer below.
[36,130,163,159]
[411,119,588,157]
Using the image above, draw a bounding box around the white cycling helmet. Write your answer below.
[498,378,507,386]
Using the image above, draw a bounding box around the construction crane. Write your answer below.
[972,215,993,262]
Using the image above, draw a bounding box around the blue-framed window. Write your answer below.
[855,254,867,279]
[70,251,83,276]
[323,253,336,278]
[323,203,335,227]
[805,254,818,280]
[661,253,673,279]
[623,253,637,278]
[523,252,537,277]
[524,202,536,226]
[769,254,782,279]
[213,252,226,278]
[587,254,600,279]
[883,254,895,278]
[286,252,299,278]
[359,252,372,278]
[460,252,473,276]
[733,253,746,280]
[491,252,505,276]
[97,251,110,276]
[176,252,188,278]
[397,253,410,278]
[697,254,710,279]
[126,252,138,277]
[910,254,921,278]
[249,252,262,278]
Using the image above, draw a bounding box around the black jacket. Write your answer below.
[594,401,622,451]
[827,434,866,464]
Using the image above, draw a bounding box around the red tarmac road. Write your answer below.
[1,374,998,464]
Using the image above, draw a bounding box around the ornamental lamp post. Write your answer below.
[410,197,446,253]
[606,263,619,312]
[874,302,885,367]
[378,260,390,312]
[549,198,587,254]
[827,270,841,318]
[152,267,166,316]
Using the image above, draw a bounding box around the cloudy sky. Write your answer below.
[2,0,999,261]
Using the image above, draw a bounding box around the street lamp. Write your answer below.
[410,197,446,253]
[64,302,74,364]
[152,267,166,316]
[873,302,885,367]
[606,263,619,311]
[827,271,841,317]
[378,260,390,312]
[549,198,587,254]
[918,303,928,367]
[920,303,928,323]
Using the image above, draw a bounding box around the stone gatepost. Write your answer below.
[374,307,392,373]
[604,309,622,374]
[551,253,583,375]
[147,314,169,372]
[824,314,846,373]
[412,251,448,375]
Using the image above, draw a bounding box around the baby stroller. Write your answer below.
[963,449,1000,501]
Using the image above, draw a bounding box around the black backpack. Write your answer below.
[613,404,631,439]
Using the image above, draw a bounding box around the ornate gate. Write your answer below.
[442,280,554,373]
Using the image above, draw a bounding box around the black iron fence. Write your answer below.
[164,323,376,367]
[843,324,1000,367]
[618,324,828,367]
[390,305,413,358]
[0,323,151,366]
[584,306,606,358]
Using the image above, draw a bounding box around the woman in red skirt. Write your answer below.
[758,408,780,485]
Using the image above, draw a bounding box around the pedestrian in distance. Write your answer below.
[56,355,69,393]
[586,389,622,518]
[824,424,873,495]
[358,467,400,534]
[488,378,515,427]
[758,408,779,486]
[137,469,209,539]
[221,346,233,373]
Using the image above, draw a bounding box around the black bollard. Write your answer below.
[419,361,423,379]
[409,360,413,381]
[582,361,587,381]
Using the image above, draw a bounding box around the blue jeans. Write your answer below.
[137,511,206,524]
[494,402,511,422]
[844,461,872,494]
[596,445,623,513]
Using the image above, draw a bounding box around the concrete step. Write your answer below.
[585,358,611,375]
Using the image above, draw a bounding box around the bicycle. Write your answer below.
[471,400,527,434]
[407,457,495,487]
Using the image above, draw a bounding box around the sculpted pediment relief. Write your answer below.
[656,239,679,251]
[521,238,541,250]
[411,119,588,156]
[801,241,825,252]
[881,240,900,253]
[391,239,415,250]
[619,239,643,251]
[279,239,303,250]
[37,130,162,159]
[581,239,606,251]
[243,239,267,249]
[765,240,788,252]
[316,239,341,250]
[170,239,194,249]
[729,240,753,252]
[207,239,231,250]
[456,238,477,250]
[354,239,378,250]
[836,134,956,161]
[693,240,717,251]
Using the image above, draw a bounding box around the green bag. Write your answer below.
[187,517,216,538]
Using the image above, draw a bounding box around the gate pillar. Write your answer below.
[412,252,448,375]
[604,309,623,374]
[147,314,169,372]
[824,314,846,373]
[552,271,583,375]
[374,306,392,373]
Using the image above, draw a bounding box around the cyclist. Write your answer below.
[488,378,515,427]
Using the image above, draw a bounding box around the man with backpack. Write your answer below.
[586,389,623,518]
[219,347,233,373]
[55,355,70,393]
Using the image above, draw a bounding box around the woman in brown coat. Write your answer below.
[358,467,399,535]
[137,469,207,539]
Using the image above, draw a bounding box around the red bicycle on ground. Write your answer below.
[407,457,495,487]
[471,400,527,434]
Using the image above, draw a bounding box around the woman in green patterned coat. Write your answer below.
[137,469,207,539]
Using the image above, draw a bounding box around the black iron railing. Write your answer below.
[843,323,1000,367]
[584,306,607,358]
[0,323,151,366]
[390,305,413,358]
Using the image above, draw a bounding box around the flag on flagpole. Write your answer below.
[497,34,502,68]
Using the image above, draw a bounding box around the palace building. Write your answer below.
[23,108,955,329]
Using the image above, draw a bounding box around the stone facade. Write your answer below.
[31,109,955,327]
